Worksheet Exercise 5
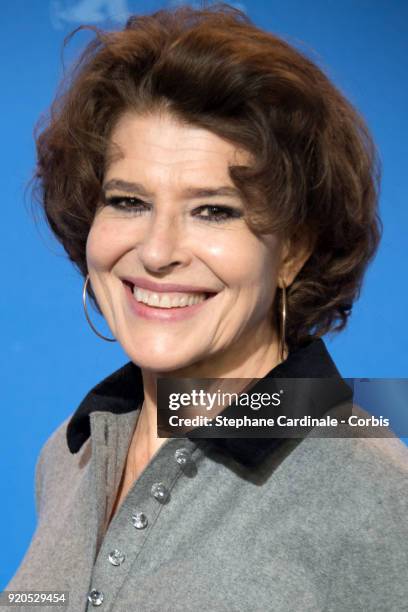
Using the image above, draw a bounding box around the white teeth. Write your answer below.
[133,287,207,308]
[160,295,171,308]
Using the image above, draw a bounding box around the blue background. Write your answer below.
[1,0,407,588]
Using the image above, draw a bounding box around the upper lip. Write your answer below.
[121,276,218,295]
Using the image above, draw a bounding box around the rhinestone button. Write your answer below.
[87,589,104,606]
[108,549,125,566]
[132,511,148,529]
[175,447,192,465]
[151,482,169,502]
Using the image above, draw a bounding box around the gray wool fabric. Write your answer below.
[6,338,408,611]
[6,406,408,612]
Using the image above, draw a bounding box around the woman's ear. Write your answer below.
[278,230,315,287]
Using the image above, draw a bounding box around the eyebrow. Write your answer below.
[102,179,241,199]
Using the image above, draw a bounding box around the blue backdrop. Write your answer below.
[1,0,407,589]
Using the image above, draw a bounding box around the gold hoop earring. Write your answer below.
[82,274,117,343]
[279,281,287,362]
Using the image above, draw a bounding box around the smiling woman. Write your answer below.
[7,3,408,611]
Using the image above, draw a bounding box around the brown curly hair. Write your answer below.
[32,2,382,349]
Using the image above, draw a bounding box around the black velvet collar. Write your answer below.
[66,336,352,466]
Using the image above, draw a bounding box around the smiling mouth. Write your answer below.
[123,281,217,309]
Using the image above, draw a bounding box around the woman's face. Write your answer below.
[86,110,286,373]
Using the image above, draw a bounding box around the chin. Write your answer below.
[122,345,202,374]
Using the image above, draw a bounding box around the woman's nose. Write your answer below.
[137,214,190,272]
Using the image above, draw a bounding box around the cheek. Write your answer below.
[86,218,127,271]
[205,231,280,288]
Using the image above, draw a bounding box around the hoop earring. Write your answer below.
[82,274,117,343]
[279,281,287,362]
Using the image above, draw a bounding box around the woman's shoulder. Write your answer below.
[34,412,88,515]
[307,401,408,474]
[36,413,76,469]
[300,402,408,522]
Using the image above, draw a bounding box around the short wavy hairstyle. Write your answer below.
[32,2,382,349]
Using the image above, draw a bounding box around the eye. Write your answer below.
[193,205,243,223]
[101,195,243,223]
[102,195,150,213]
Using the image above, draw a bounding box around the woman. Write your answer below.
[7,4,408,611]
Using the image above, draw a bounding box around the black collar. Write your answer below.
[66,337,352,466]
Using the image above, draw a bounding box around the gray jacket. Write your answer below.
[6,339,408,611]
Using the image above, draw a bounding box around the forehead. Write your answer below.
[104,110,252,187]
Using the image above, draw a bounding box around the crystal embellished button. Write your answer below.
[151,481,169,502]
[175,447,192,465]
[132,511,148,529]
[108,549,125,566]
[87,589,104,606]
